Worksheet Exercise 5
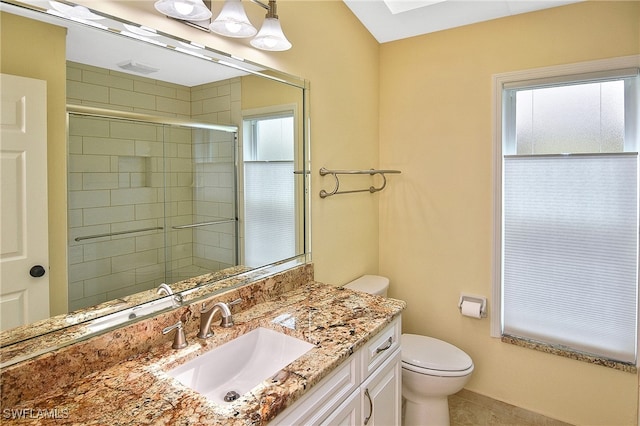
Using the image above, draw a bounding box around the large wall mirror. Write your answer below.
[0,0,310,357]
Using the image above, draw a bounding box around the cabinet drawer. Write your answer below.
[360,317,401,380]
[272,356,359,426]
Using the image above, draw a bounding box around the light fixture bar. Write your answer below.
[249,0,269,10]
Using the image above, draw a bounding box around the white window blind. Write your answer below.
[244,161,295,267]
[502,153,638,363]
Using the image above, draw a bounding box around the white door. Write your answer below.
[0,73,50,331]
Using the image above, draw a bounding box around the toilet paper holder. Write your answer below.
[458,294,487,318]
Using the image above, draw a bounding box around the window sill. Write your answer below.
[501,334,637,373]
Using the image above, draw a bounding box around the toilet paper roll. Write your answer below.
[461,300,482,319]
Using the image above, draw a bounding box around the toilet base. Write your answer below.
[403,396,450,426]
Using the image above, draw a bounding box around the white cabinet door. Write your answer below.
[320,389,360,426]
[272,357,359,426]
[272,317,402,426]
[360,348,402,426]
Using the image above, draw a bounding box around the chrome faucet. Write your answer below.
[157,283,173,296]
[197,298,242,339]
[157,283,182,307]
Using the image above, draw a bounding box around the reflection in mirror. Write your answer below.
[0,0,309,353]
[67,112,239,312]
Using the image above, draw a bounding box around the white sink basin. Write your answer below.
[168,327,314,404]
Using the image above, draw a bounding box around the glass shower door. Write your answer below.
[163,125,238,283]
[67,113,238,311]
[67,114,167,311]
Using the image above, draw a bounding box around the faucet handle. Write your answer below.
[163,321,188,349]
[220,298,243,328]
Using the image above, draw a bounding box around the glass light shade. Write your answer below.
[49,1,104,20]
[209,0,257,38]
[250,17,291,51]
[154,0,212,21]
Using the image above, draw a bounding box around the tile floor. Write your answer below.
[449,389,572,426]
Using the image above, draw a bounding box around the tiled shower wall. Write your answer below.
[67,62,238,311]
[188,81,240,279]
[190,129,236,275]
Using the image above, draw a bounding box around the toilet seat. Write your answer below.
[401,334,474,377]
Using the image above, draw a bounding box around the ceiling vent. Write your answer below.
[117,60,159,75]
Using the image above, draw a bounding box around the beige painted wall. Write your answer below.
[1,13,68,315]
[378,2,640,424]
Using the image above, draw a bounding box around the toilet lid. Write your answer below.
[344,275,389,296]
[401,334,473,372]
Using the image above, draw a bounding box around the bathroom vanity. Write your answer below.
[0,265,405,425]
[273,316,402,425]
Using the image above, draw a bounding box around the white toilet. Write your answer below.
[344,275,474,426]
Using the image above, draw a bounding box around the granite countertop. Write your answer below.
[0,265,253,349]
[1,281,405,425]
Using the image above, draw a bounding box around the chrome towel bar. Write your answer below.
[319,167,401,198]
[171,219,236,229]
[74,226,163,242]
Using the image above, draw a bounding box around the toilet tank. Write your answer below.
[344,275,389,297]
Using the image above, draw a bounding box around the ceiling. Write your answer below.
[343,0,583,43]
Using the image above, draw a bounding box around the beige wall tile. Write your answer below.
[111,187,157,205]
[82,173,119,190]
[67,80,109,103]
[83,238,136,262]
[83,69,133,91]
[68,154,111,173]
[83,136,135,156]
[134,203,164,220]
[69,258,111,282]
[111,249,158,273]
[83,205,134,226]
[83,271,135,297]
[110,121,157,141]
[110,87,156,110]
[68,189,110,209]
[157,96,190,116]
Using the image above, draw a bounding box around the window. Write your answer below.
[493,57,640,365]
[242,112,297,267]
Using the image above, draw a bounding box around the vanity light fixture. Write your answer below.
[154,0,213,21]
[209,0,257,38]
[155,0,292,51]
[248,0,292,51]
